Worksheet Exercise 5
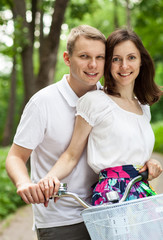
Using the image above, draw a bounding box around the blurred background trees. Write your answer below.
[0,0,163,221]
[0,0,163,146]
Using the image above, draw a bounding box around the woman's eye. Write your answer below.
[129,55,136,60]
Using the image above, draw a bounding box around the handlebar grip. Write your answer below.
[139,170,148,181]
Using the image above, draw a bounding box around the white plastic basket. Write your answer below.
[81,194,163,240]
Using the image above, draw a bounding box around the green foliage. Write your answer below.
[152,122,163,154]
[151,96,163,123]
[68,0,95,20]
[0,75,10,142]
[14,16,30,52]
[155,63,163,86]
[0,3,162,221]
[0,53,24,144]
[1,0,163,145]
[66,0,127,36]
[0,0,12,10]
[150,63,163,123]
[0,147,25,220]
[134,0,163,62]
[55,44,69,81]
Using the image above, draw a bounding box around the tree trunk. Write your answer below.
[2,0,69,145]
[35,0,69,91]
[39,2,44,63]
[21,46,35,104]
[126,0,131,29]
[13,0,69,99]
[113,0,119,29]
[13,0,35,104]
[2,57,17,146]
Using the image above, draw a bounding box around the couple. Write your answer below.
[6,25,162,240]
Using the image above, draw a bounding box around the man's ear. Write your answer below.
[63,51,70,66]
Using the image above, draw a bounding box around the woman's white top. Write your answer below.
[76,90,155,174]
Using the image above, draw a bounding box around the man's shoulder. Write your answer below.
[32,80,62,101]
[38,81,60,94]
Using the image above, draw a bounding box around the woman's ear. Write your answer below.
[63,51,70,66]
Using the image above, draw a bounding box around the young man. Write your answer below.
[6,25,162,240]
[6,25,106,240]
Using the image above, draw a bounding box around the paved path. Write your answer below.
[0,152,163,240]
[0,205,37,240]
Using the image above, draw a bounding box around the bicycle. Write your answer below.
[52,171,163,240]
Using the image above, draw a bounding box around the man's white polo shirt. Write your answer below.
[14,74,101,228]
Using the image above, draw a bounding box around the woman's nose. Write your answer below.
[121,59,128,68]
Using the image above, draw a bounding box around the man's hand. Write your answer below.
[17,182,45,205]
[139,158,163,181]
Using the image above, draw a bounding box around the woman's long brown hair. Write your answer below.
[104,29,162,105]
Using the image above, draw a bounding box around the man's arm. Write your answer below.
[6,143,45,204]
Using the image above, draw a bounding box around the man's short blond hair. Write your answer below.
[67,25,106,55]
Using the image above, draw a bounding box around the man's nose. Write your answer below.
[88,58,97,68]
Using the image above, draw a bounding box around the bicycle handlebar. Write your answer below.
[52,170,148,208]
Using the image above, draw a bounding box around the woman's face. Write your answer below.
[110,40,141,89]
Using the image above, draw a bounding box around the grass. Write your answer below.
[0,147,25,220]
[152,121,163,154]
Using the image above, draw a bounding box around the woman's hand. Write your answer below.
[139,158,163,181]
[38,176,61,207]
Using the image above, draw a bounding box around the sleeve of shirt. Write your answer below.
[142,104,151,122]
[76,90,112,127]
[14,97,46,149]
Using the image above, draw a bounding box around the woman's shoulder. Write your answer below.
[80,90,110,104]
[78,90,116,109]
[141,104,151,121]
[77,90,113,126]
[83,89,105,97]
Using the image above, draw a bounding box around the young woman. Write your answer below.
[39,29,162,206]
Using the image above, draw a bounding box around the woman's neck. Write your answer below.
[117,85,135,102]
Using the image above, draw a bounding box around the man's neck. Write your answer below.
[66,75,97,97]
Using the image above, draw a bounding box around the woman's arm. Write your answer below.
[38,115,92,202]
[139,158,162,180]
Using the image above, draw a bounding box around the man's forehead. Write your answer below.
[73,36,105,52]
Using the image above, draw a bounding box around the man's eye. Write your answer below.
[80,54,88,58]
[112,57,121,62]
[97,56,105,59]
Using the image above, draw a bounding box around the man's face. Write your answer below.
[64,36,105,95]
